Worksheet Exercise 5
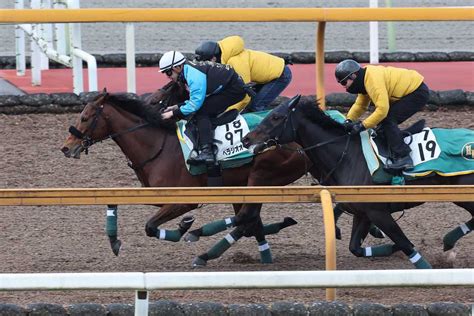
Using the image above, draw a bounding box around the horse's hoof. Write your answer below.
[192,257,207,268]
[184,232,200,243]
[111,239,122,256]
[178,216,195,234]
[443,242,454,252]
[283,217,298,228]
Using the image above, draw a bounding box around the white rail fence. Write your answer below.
[1,269,473,316]
[15,0,97,94]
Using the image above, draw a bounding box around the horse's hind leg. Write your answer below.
[366,209,432,269]
[443,202,474,251]
[192,225,246,268]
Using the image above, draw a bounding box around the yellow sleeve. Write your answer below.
[346,94,370,122]
[362,76,390,128]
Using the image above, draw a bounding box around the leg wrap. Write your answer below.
[206,232,240,260]
[263,217,297,235]
[409,250,432,269]
[258,240,273,264]
[201,216,235,236]
[157,229,181,242]
[105,205,118,237]
[364,244,397,257]
[443,222,473,251]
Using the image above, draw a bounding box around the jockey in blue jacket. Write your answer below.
[159,51,246,164]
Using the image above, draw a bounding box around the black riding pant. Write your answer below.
[196,74,246,145]
[380,82,429,157]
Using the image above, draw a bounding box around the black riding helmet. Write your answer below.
[335,59,361,84]
[195,41,221,62]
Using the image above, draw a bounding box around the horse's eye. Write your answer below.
[81,117,88,122]
[271,115,281,121]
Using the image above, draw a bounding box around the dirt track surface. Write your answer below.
[0,108,473,307]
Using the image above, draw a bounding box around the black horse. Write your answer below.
[242,95,474,269]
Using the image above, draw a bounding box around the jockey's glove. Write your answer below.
[343,120,365,134]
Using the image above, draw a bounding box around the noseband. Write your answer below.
[68,101,149,154]
[69,104,105,154]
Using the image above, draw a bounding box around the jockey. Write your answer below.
[195,35,292,112]
[159,51,246,164]
[335,59,429,170]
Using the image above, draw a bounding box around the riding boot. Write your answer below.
[188,144,215,165]
[387,155,414,170]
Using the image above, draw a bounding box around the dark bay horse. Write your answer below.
[242,95,474,269]
[61,85,313,267]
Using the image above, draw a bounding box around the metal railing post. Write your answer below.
[320,189,336,301]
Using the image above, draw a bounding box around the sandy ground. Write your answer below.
[0,107,473,307]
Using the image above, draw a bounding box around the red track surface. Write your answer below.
[0,61,473,95]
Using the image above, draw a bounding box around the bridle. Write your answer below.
[69,102,150,155]
[260,106,351,185]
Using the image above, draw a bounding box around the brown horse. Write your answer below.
[61,84,312,266]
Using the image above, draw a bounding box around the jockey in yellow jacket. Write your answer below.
[335,59,429,170]
[195,35,292,112]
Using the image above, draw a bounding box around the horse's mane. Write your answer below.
[102,86,183,131]
[299,100,346,133]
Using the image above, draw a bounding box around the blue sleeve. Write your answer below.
[179,65,207,116]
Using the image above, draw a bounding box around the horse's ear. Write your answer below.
[288,95,301,109]
[101,87,109,99]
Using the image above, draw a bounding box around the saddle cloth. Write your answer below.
[176,110,270,175]
[361,127,474,183]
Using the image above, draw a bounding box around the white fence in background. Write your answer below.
[15,0,97,94]
[1,269,472,316]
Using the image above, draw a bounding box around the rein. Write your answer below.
[69,101,164,171]
[266,107,352,185]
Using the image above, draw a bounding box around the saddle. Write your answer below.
[360,121,474,184]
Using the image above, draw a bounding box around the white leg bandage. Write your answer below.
[224,233,236,244]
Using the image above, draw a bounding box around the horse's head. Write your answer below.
[61,90,112,159]
[145,81,189,107]
[242,95,301,154]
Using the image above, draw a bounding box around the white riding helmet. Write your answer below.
[159,51,186,72]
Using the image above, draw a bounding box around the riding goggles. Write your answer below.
[337,72,356,86]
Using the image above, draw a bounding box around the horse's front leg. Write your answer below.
[191,204,275,267]
[348,213,371,257]
[105,205,121,256]
[365,208,432,269]
[145,204,197,242]
[349,213,396,258]
[184,203,297,242]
